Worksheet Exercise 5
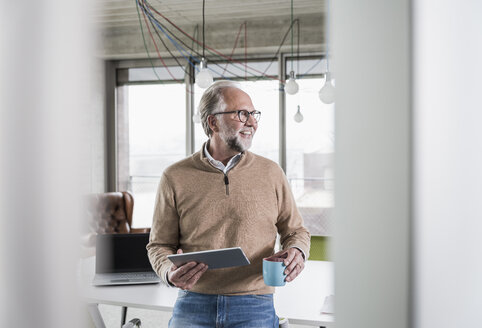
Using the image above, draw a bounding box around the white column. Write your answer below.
[332,1,412,327]
[413,1,482,327]
[0,1,93,327]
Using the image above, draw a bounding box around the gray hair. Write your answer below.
[198,80,241,137]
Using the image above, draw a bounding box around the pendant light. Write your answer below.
[285,0,299,95]
[192,110,201,123]
[319,0,335,104]
[319,72,335,104]
[195,0,213,88]
[196,58,213,88]
[294,105,304,123]
[285,71,299,95]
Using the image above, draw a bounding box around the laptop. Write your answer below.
[92,233,161,286]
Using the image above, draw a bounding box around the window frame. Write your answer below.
[109,53,328,230]
[112,52,324,176]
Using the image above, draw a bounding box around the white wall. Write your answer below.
[413,1,482,327]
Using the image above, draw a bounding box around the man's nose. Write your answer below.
[245,113,257,127]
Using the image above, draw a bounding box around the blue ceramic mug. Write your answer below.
[263,257,287,286]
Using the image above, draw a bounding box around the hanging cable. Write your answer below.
[141,0,302,81]
[257,19,298,81]
[136,1,163,82]
[325,0,330,73]
[296,58,323,79]
[222,22,244,76]
[136,0,321,83]
[297,19,300,77]
[145,6,201,61]
[244,21,247,80]
[141,1,243,76]
[139,0,250,80]
[290,0,294,73]
[143,2,240,83]
[202,0,206,59]
[140,1,198,70]
[147,17,194,81]
[142,0,278,80]
[140,5,182,82]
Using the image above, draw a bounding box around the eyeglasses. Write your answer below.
[212,110,261,123]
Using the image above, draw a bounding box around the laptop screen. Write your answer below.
[95,233,154,273]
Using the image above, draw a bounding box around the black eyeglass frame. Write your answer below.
[211,110,261,123]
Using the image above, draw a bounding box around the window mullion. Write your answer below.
[279,53,287,172]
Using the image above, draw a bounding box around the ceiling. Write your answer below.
[93,0,325,28]
[94,0,325,59]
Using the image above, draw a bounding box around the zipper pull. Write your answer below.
[224,174,230,195]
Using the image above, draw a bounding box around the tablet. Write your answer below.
[167,247,250,270]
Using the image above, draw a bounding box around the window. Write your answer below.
[115,55,333,232]
[119,76,187,227]
[286,78,334,236]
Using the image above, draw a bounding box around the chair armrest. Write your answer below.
[130,227,151,233]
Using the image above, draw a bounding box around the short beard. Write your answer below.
[226,136,245,153]
[218,118,252,153]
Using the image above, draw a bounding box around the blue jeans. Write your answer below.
[169,290,279,328]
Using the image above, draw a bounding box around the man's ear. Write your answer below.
[208,115,219,133]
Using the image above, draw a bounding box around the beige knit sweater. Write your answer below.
[147,146,310,295]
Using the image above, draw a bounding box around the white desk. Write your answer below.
[80,257,334,327]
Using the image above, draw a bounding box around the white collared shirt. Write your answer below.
[204,142,242,174]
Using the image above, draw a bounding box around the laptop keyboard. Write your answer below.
[93,271,160,285]
[110,272,159,279]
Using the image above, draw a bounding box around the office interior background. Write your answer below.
[1,0,481,327]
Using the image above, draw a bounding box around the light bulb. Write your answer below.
[294,105,304,123]
[195,58,213,88]
[192,112,201,123]
[319,74,335,104]
[285,71,299,95]
[196,69,213,89]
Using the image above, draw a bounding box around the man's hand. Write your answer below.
[168,249,208,290]
[270,248,305,282]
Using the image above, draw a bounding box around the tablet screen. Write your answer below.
[167,247,250,269]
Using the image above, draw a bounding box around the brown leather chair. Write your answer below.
[83,191,150,249]
[83,191,150,326]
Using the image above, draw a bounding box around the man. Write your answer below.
[147,80,310,327]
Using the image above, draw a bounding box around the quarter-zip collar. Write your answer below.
[204,140,242,174]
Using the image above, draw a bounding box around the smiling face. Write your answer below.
[217,88,258,152]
